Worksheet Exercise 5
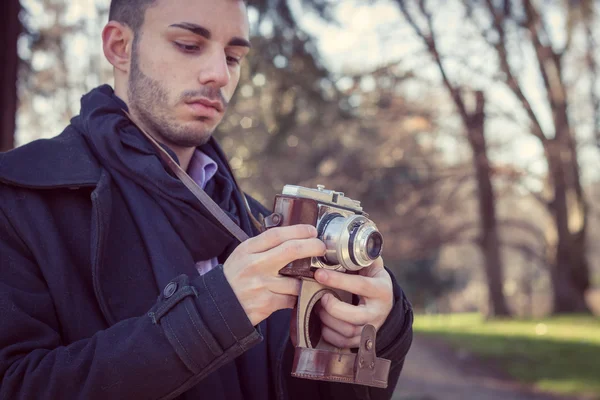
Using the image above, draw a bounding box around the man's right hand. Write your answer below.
[223,225,325,326]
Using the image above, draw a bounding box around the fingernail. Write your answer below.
[321,294,329,305]
[309,225,318,236]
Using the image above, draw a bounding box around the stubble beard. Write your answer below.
[127,40,215,148]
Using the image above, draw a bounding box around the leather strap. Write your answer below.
[123,110,250,243]
[291,324,391,388]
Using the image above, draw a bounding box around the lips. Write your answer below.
[185,98,223,118]
[187,98,223,112]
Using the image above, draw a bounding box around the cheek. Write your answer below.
[224,73,241,101]
[155,66,186,104]
[143,51,183,93]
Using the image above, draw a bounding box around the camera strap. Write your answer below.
[123,110,252,243]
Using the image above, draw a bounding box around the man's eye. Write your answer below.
[175,42,200,53]
[227,56,241,66]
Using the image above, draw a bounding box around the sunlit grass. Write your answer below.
[414,313,600,398]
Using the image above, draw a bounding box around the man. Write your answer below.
[0,0,413,399]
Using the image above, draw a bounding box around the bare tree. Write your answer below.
[482,0,591,313]
[397,0,594,313]
[398,1,511,317]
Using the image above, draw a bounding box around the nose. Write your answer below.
[198,46,231,88]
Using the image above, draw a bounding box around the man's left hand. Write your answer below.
[313,257,393,349]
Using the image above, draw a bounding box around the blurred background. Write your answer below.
[1,0,599,399]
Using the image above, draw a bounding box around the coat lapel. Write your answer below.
[90,170,161,324]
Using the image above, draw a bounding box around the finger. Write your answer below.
[267,276,301,296]
[320,293,372,325]
[245,225,317,253]
[314,269,379,298]
[258,238,326,271]
[318,306,362,339]
[270,293,297,312]
[322,326,361,349]
[361,257,385,278]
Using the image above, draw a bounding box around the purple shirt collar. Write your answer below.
[187,149,220,275]
[187,149,218,189]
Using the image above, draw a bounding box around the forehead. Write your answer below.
[145,0,249,38]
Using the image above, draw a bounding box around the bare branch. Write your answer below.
[497,218,547,245]
[433,221,480,245]
[478,0,548,142]
[501,241,548,267]
[399,0,489,136]
[522,0,568,141]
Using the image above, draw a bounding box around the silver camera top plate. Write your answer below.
[282,184,363,212]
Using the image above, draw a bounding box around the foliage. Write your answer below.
[415,313,600,398]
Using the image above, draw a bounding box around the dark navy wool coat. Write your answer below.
[0,126,413,399]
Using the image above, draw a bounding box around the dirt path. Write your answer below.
[392,334,588,400]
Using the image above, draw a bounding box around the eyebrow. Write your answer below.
[169,22,252,48]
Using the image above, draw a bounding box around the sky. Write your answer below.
[288,0,599,186]
[16,0,599,186]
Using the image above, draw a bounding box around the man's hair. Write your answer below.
[109,0,158,34]
[109,0,247,34]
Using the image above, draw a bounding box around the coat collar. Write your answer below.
[0,122,101,189]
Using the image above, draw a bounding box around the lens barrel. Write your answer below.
[318,214,383,271]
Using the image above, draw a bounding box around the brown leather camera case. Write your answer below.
[267,195,320,278]
[265,194,391,388]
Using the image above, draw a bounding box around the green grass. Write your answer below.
[414,313,600,398]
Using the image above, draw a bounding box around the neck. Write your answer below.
[131,113,196,171]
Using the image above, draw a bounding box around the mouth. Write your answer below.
[186,98,224,113]
[185,98,224,119]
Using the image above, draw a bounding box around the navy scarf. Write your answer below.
[74,85,272,400]
[74,85,257,287]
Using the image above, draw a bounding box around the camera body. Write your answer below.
[267,185,384,279]
[265,185,391,388]
[264,185,391,388]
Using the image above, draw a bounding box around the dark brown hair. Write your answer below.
[109,0,158,33]
[109,0,247,34]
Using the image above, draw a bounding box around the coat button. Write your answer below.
[163,282,178,299]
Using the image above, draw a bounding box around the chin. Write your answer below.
[163,120,215,147]
[165,136,210,148]
[169,133,213,148]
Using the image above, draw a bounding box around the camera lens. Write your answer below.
[349,221,383,268]
[318,214,383,271]
[366,232,383,260]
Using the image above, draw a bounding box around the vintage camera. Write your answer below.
[264,185,390,388]
[265,184,384,277]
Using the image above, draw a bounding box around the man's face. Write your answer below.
[127,0,250,148]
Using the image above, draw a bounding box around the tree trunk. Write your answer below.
[0,0,21,152]
[396,2,511,316]
[519,0,591,314]
[545,139,590,314]
[467,91,511,317]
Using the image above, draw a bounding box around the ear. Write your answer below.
[102,21,134,73]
